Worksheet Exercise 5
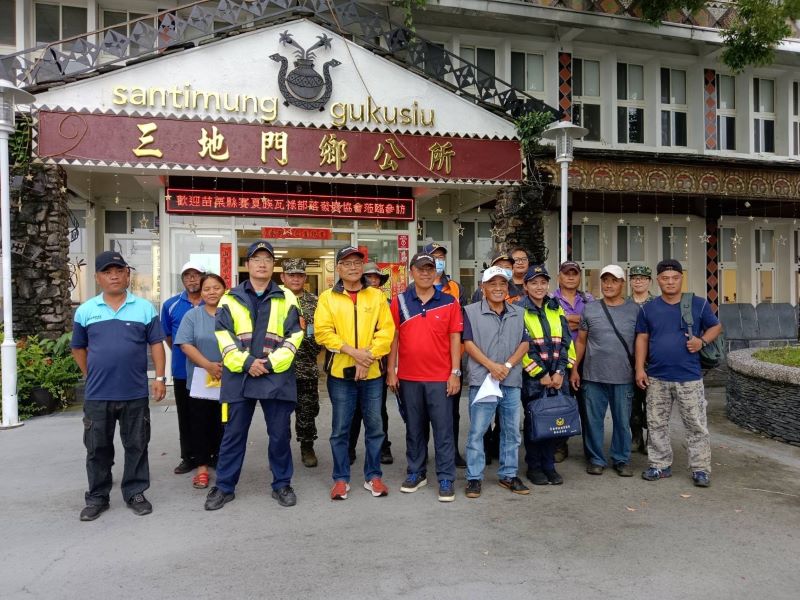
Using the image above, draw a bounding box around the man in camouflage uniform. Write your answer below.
[628,264,654,453]
[281,259,323,467]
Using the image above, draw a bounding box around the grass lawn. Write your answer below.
[753,347,800,368]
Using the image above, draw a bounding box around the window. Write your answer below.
[35,3,87,44]
[753,78,775,153]
[105,208,156,234]
[571,224,600,263]
[0,0,15,46]
[459,46,495,87]
[716,74,736,151]
[573,58,601,141]
[617,63,645,144]
[661,225,687,261]
[423,42,447,78]
[616,225,645,263]
[423,220,444,240]
[510,52,544,96]
[660,68,687,147]
[103,10,151,38]
[792,81,799,156]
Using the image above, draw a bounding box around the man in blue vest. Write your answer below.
[204,241,304,510]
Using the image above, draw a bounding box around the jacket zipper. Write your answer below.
[353,296,359,349]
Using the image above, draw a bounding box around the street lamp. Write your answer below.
[541,121,587,266]
[0,60,35,429]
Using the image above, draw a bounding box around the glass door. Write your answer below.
[718,226,738,303]
[754,228,775,304]
[105,235,161,308]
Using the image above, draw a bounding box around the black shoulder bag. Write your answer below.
[598,300,635,370]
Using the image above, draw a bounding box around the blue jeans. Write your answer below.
[328,375,385,482]
[466,385,521,481]
[583,381,634,467]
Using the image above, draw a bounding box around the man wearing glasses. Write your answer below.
[314,246,396,501]
[204,241,304,510]
[161,261,207,475]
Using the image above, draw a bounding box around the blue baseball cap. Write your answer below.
[246,240,274,258]
[524,264,550,282]
[422,242,446,255]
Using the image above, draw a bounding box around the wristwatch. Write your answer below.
[154,376,167,382]
[451,369,462,377]
[504,361,513,369]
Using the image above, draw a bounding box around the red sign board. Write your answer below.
[261,227,332,240]
[166,188,414,221]
[219,243,232,288]
[397,234,409,249]
[36,110,523,183]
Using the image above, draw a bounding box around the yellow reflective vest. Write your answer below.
[519,295,576,378]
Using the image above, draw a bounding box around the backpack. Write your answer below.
[679,293,725,369]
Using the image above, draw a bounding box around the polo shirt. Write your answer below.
[72,292,165,401]
[554,288,594,341]
[161,291,202,379]
[390,284,463,382]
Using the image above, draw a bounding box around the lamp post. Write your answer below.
[0,61,35,429]
[541,121,587,266]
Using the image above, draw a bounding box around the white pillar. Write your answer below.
[559,159,569,265]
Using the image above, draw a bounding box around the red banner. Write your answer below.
[36,110,523,183]
[166,188,414,221]
[377,262,408,297]
[261,227,332,240]
[219,243,232,288]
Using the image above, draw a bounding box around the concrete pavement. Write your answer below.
[1,381,799,600]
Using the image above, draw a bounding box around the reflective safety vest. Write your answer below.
[520,296,576,378]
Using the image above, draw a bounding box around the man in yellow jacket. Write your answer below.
[204,241,304,511]
[315,246,396,500]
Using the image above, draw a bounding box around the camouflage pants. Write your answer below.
[295,378,320,443]
[646,377,711,472]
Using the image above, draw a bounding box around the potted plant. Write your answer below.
[13,333,82,416]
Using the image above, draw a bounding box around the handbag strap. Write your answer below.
[599,300,635,369]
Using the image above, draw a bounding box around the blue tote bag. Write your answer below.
[526,388,582,441]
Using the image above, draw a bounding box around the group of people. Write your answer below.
[71,239,721,521]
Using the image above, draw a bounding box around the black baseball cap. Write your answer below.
[410,253,436,268]
[336,246,365,263]
[656,259,683,274]
[559,260,581,273]
[246,240,274,258]
[95,251,131,272]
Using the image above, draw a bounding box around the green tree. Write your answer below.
[638,0,800,72]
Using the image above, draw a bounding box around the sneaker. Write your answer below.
[272,486,297,507]
[173,459,194,475]
[380,446,394,465]
[692,471,711,487]
[205,486,235,510]
[642,466,672,481]
[465,479,482,498]
[526,469,549,486]
[586,463,605,475]
[498,476,530,495]
[455,453,467,468]
[300,443,317,468]
[544,470,564,485]
[126,493,153,516]
[438,480,455,502]
[400,472,428,493]
[364,478,389,497]
[330,480,350,500]
[79,503,109,522]
[614,462,633,477]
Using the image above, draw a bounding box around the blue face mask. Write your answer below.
[503,268,513,280]
[434,259,446,275]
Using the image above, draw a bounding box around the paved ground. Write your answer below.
[1,380,799,600]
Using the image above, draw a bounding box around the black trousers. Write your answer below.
[401,380,455,481]
[174,378,192,462]
[349,379,391,452]
[188,396,223,466]
[83,398,150,505]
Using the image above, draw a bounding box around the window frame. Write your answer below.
[34,1,88,45]
[792,81,799,156]
[752,77,776,154]
[0,0,16,47]
[616,62,646,145]
[572,57,602,142]
[458,44,497,89]
[716,73,736,151]
[660,67,688,147]
[510,50,545,98]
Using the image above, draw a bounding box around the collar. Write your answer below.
[480,298,509,317]
[332,277,367,295]
[408,283,441,303]
[94,291,134,307]
[518,294,555,313]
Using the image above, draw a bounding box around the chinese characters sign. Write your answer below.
[167,189,415,221]
[261,227,333,240]
[36,110,523,183]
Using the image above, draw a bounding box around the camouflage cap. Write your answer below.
[282,258,307,274]
[629,265,652,278]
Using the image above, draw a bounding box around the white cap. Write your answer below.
[600,264,626,280]
[180,261,207,275]
[481,266,512,283]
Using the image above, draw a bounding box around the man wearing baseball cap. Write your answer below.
[628,264,654,453]
[161,260,208,475]
[314,246,395,500]
[72,251,166,520]
[204,241,304,510]
[470,251,524,304]
[635,259,722,488]
[571,265,641,477]
[462,266,530,498]
[386,253,463,502]
[280,258,323,468]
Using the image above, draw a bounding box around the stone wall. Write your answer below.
[491,184,547,264]
[9,165,73,339]
[726,348,800,446]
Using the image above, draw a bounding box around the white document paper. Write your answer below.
[472,374,502,405]
[189,367,221,401]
